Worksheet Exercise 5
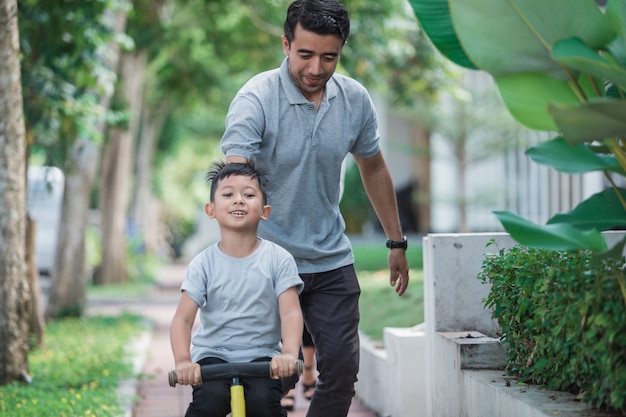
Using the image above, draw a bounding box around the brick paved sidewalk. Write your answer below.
[87,262,376,417]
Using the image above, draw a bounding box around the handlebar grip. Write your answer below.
[168,359,304,387]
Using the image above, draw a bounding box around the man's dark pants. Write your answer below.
[299,264,361,417]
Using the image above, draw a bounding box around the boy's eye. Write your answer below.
[223,192,233,197]
[244,193,255,198]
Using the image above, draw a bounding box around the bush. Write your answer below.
[478,245,626,413]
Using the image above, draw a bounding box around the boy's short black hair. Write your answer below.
[284,0,350,45]
[206,161,268,204]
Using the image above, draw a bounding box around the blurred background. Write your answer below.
[16,0,604,314]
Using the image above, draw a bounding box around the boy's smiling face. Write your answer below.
[205,174,271,231]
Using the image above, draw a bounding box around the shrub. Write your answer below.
[478,245,626,413]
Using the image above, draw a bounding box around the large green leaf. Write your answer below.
[548,99,626,143]
[495,72,581,131]
[494,211,608,252]
[408,0,476,69]
[547,188,626,231]
[525,137,625,175]
[448,0,616,79]
[606,0,626,68]
[552,37,626,91]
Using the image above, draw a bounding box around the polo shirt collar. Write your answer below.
[279,58,338,105]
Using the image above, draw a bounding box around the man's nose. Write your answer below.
[309,57,322,75]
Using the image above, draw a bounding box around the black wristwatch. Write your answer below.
[386,236,408,250]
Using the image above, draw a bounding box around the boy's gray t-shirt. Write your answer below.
[182,239,303,363]
[221,58,381,273]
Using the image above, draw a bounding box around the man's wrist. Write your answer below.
[386,236,408,250]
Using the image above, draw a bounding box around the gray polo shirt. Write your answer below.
[221,58,380,273]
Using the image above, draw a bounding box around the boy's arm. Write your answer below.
[271,287,303,378]
[170,291,201,385]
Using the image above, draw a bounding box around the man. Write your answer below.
[221,1,409,415]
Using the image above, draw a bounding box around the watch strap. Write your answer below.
[386,236,408,250]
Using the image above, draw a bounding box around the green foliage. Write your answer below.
[0,314,146,417]
[19,0,130,166]
[410,0,626,255]
[339,163,371,233]
[478,246,626,412]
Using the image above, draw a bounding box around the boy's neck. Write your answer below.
[217,231,261,258]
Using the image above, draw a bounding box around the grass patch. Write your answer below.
[353,240,424,341]
[0,314,147,417]
[358,269,424,340]
[87,281,153,299]
[352,241,423,271]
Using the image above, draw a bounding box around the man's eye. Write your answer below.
[299,54,312,60]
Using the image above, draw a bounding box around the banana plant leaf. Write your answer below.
[525,137,625,175]
[408,0,476,69]
[446,0,616,79]
[493,210,608,252]
[606,0,626,66]
[547,99,626,143]
[552,37,626,91]
[494,72,587,131]
[547,188,626,231]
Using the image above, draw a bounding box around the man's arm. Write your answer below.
[353,151,410,296]
[225,155,251,165]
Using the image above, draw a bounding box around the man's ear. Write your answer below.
[282,35,290,56]
[261,205,272,221]
[205,202,216,219]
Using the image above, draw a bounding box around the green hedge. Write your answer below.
[478,246,626,413]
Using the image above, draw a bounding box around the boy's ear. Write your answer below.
[261,205,272,221]
[205,203,216,219]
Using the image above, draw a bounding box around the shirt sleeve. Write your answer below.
[220,93,265,164]
[273,245,304,297]
[180,255,207,308]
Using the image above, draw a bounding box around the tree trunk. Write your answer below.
[46,139,100,318]
[45,8,128,316]
[132,100,170,255]
[96,50,147,285]
[25,218,44,346]
[411,124,431,233]
[0,0,31,384]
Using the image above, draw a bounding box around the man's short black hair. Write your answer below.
[206,161,268,204]
[284,0,350,45]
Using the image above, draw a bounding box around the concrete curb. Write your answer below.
[116,320,154,417]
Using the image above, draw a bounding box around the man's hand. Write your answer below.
[388,249,409,296]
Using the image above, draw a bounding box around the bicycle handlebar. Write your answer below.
[168,359,304,387]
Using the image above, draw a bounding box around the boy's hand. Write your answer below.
[270,353,298,379]
[175,361,202,385]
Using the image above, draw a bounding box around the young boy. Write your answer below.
[170,162,304,417]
